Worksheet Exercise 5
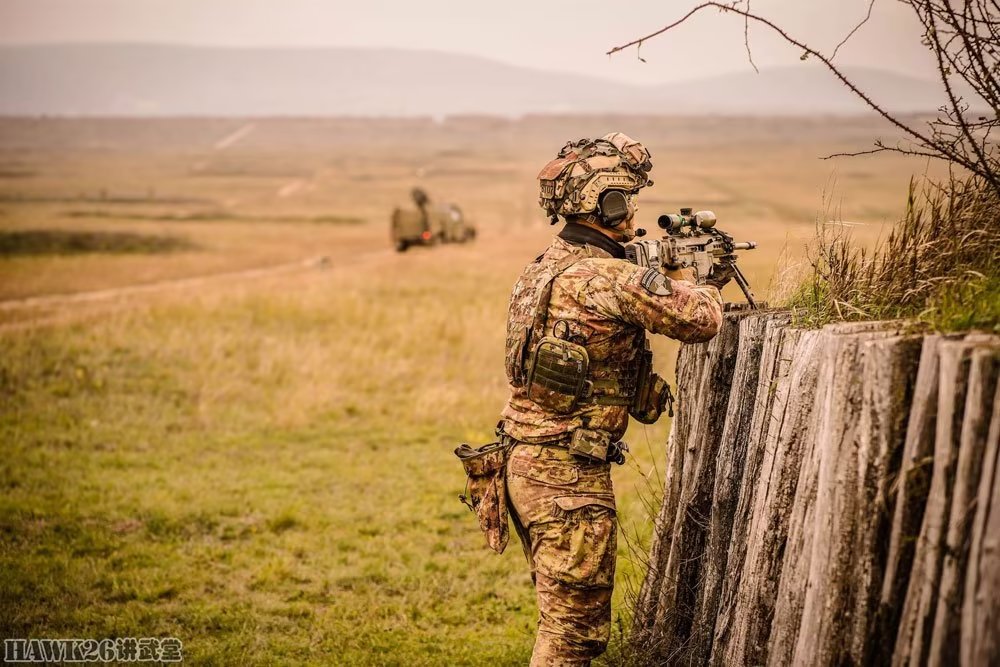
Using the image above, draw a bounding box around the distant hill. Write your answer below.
[0,43,952,117]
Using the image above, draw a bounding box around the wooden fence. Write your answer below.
[630,310,999,666]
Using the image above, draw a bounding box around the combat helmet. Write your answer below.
[537,132,653,224]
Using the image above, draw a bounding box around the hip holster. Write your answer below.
[455,441,513,553]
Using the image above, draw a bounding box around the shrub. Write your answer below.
[788,177,1000,332]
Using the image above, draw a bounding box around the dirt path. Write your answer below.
[213,122,256,150]
[0,247,394,334]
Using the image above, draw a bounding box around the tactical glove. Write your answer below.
[706,262,737,290]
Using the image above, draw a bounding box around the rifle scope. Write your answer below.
[657,209,718,231]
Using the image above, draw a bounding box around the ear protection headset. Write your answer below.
[597,190,634,228]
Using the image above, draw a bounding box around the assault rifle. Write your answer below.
[625,207,760,309]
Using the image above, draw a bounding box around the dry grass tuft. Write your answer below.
[788,176,1000,332]
[0,229,196,256]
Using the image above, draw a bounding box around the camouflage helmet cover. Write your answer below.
[537,132,653,219]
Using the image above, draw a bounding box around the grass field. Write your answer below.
[0,116,948,664]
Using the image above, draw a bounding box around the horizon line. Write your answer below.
[0,41,936,88]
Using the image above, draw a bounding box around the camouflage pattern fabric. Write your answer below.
[506,444,617,666]
[502,234,723,443]
[501,227,723,665]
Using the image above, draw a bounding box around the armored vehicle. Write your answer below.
[391,188,476,252]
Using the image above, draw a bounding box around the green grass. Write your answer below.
[0,246,666,665]
[0,316,532,664]
[786,177,1000,332]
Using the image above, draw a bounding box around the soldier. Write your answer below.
[500,133,730,665]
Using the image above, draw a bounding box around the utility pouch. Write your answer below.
[630,342,674,424]
[455,441,513,554]
[505,254,585,388]
[568,428,612,463]
[526,334,590,413]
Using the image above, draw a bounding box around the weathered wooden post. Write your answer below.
[630,318,999,667]
[894,336,1000,666]
[715,326,822,666]
[686,311,771,665]
[961,364,1000,666]
[638,310,747,659]
[877,335,954,664]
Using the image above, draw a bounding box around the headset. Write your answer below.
[597,189,634,228]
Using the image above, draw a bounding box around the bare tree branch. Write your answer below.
[606,0,1000,197]
[608,3,944,158]
[822,145,943,161]
[607,3,725,57]
[832,0,877,60]
[922,0,1000,193]
[744,0,759,73]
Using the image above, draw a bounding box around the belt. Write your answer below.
[500,432,628,465]
[500,433,571,448]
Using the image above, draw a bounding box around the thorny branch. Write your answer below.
[822,143,943,161]
[607,1,1000,197]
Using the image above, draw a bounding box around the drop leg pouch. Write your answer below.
[455,441,513,553]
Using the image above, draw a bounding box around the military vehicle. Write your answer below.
[391,188,476,252]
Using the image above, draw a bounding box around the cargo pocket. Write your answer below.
[544,495,617,588]
[509,450,579,487]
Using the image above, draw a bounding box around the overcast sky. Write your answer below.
[0,0,937,85]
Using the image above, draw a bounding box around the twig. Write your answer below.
[744,0,759,73]
[607,3,719,56]
[822,144,944,161]
[821,147,894,159]
[832,0,877,60]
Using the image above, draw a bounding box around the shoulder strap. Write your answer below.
[528,252,586,348]
[506,248,589,388]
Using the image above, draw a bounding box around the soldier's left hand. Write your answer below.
[706,263,737,289]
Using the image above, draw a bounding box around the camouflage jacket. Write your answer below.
[501,223,723,442]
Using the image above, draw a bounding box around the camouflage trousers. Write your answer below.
[506,443,617,667]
